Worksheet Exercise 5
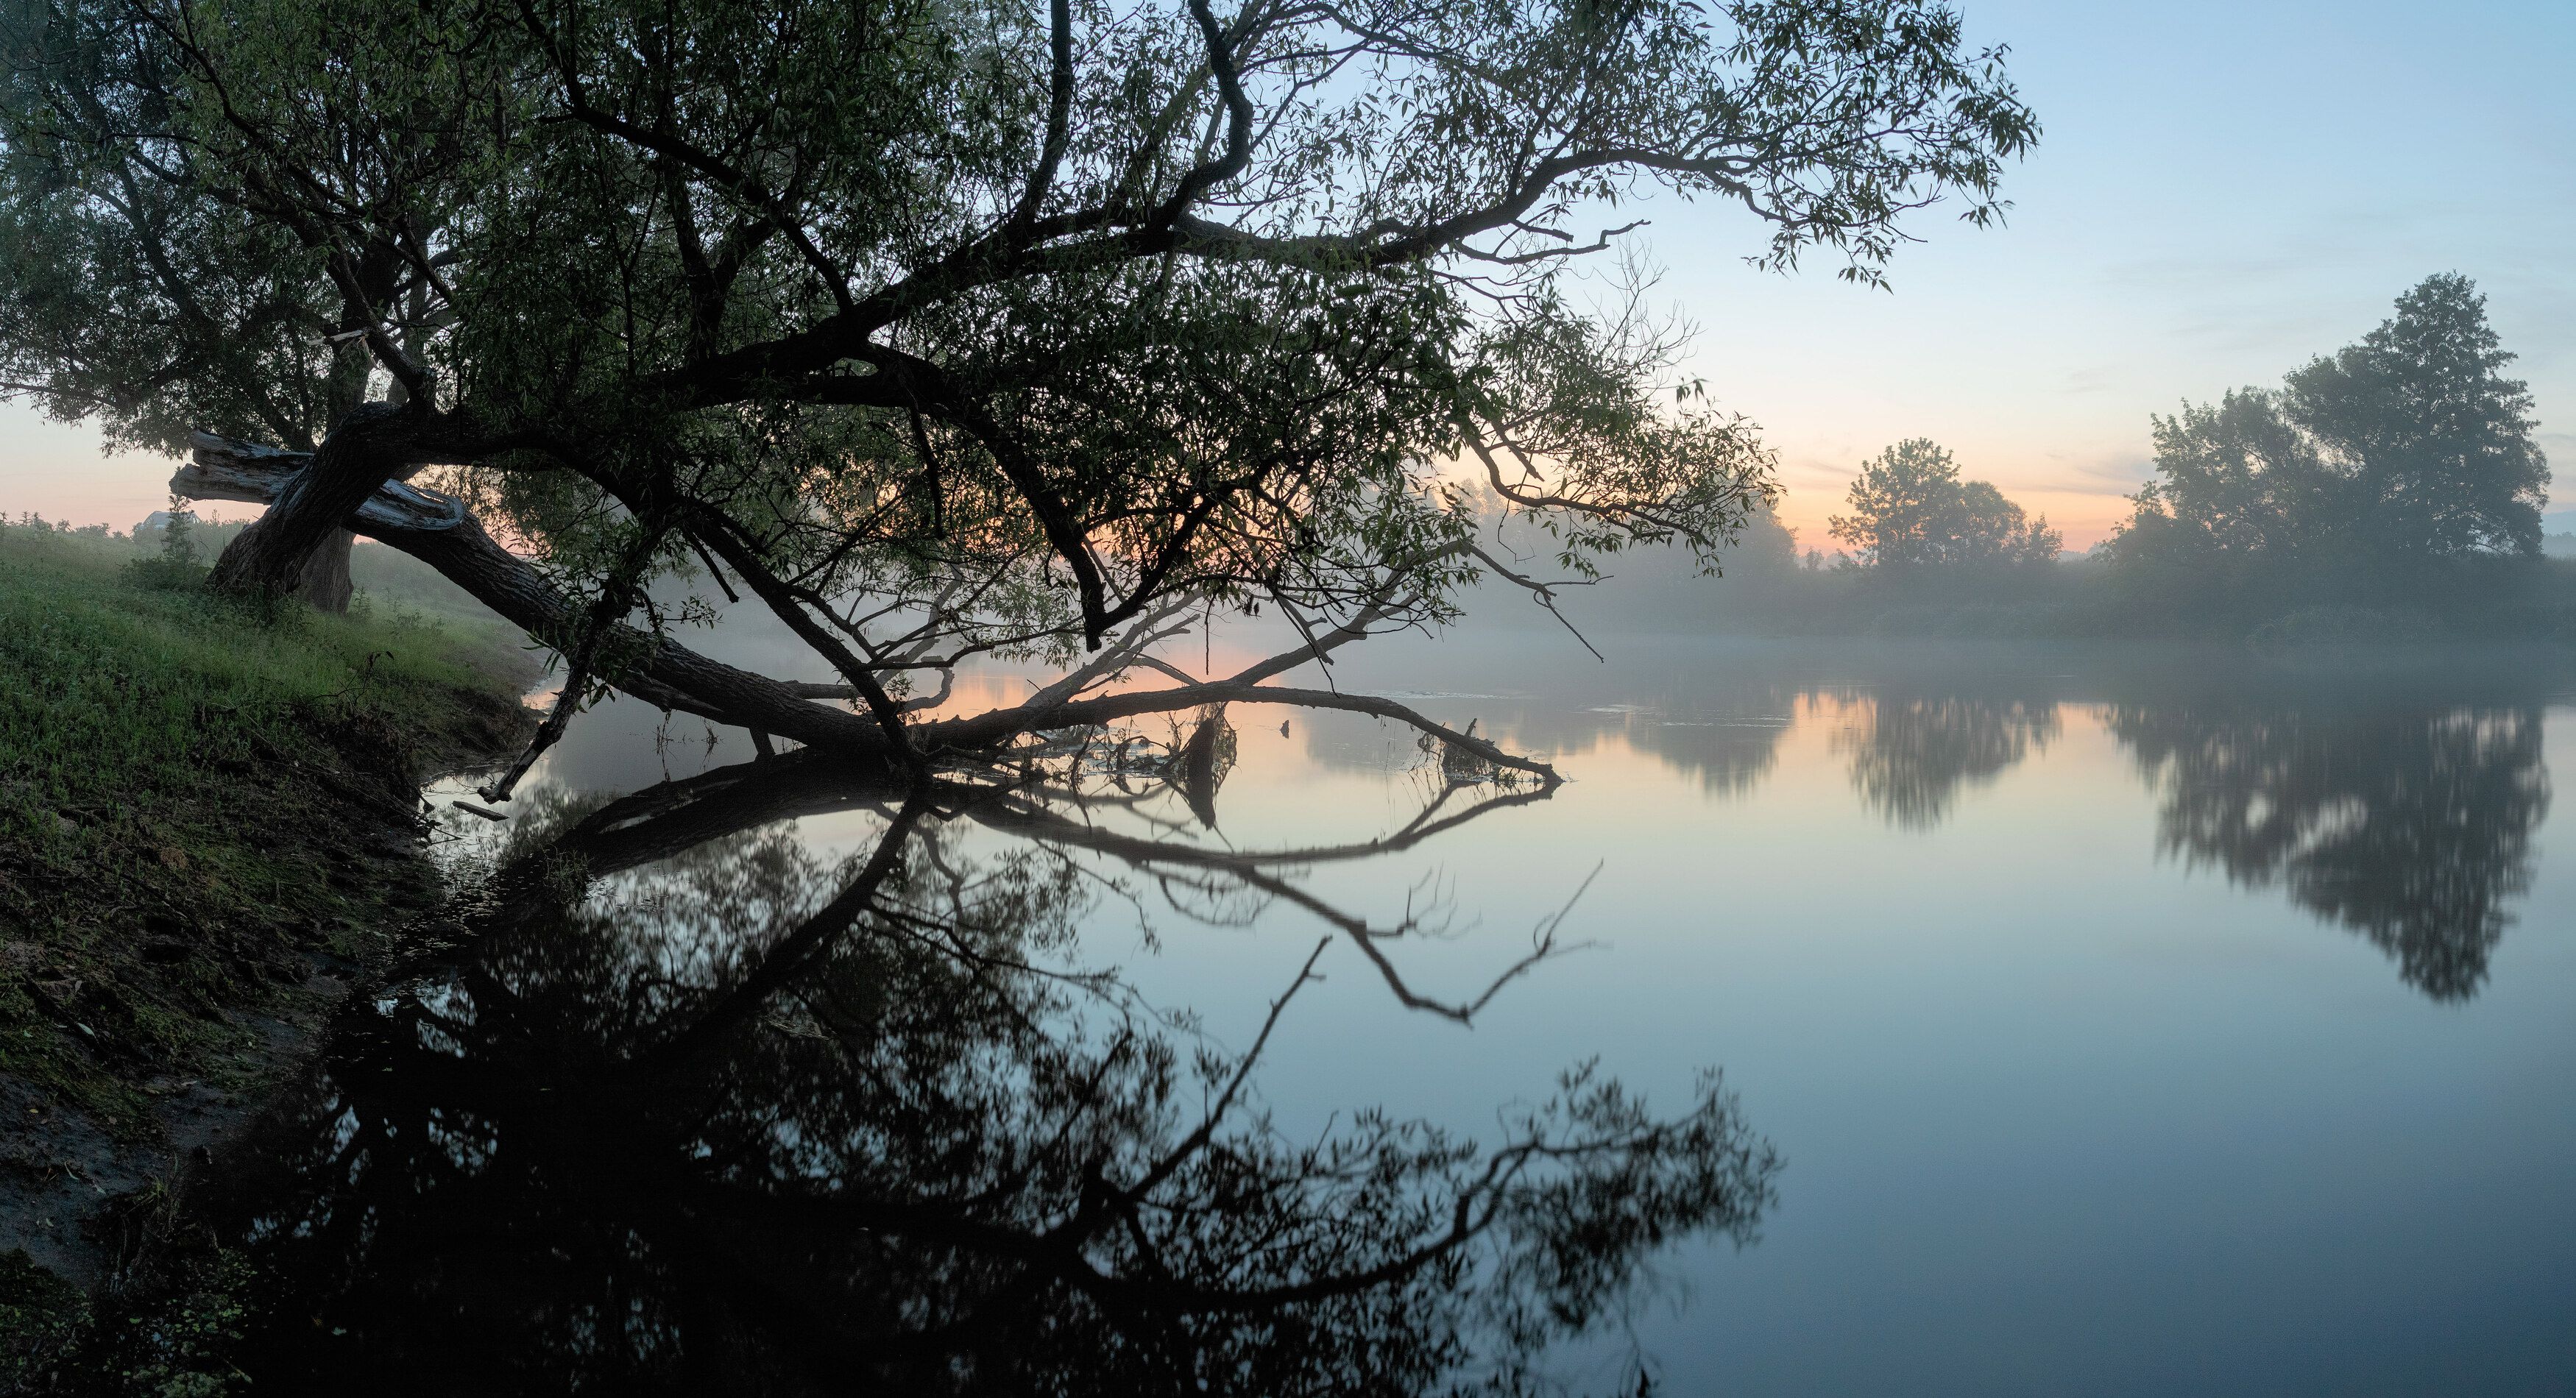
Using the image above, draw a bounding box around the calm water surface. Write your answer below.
[228,634,2576,1393]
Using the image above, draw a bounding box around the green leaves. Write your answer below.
[4,0,2034,664]
[1828,436,2054,569]
[2117,274,2548,567]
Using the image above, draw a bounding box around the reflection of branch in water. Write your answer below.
[630,786,935,1074]
[504,741,1579,1033]
[1130,937,1332,1201]
[969,795,1596,1024]
[185,783,1775,1392]
[545,720,1557,884]
[1231,862,1599,1026]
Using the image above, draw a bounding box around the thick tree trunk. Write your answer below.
[173,433,1539,789]
[177,435,904,772]
[206,402,412,606]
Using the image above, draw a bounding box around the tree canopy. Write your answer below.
[0,0,2035,778]
[1825,436,2058,569]
[2116,274,2548,566]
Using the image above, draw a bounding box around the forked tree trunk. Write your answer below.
[174,433,1548,788]
[207,402,413,607]
[176,433,905,770]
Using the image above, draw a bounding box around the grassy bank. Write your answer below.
[0,519,536,1375]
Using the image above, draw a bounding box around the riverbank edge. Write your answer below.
[0,531,540,1385]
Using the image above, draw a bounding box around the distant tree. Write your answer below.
[2120,389,2333,558]
[1952,478,2062,564]
[2287,273,2548,556]
[1828,438,1956,567]
[1827,438,2059,568]
[2117,274,2547,562]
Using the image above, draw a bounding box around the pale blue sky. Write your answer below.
[2,0,2569,546]
[1650,0,2576,544]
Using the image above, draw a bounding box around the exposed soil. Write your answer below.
[0,685,533,1299]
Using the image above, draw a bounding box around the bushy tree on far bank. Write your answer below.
[1826,437,2060,569]
[2115,274,2547,567]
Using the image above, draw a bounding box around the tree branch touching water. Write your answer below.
[6,0,2033,787]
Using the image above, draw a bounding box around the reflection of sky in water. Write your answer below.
[431,631,2576,1395]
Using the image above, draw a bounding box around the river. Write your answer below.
[209,631,2576,1394]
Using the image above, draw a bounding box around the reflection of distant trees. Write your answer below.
[1490,683,2065,815]
[1621,712,1793,796]
[1831,692,2059,828]
[2110,703,2550,1000]
[1301,683,2075,816]
[1296,699,1793,798]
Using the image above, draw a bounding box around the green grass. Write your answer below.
[0,525,529,1391]
[0,522,537,1138]
[0,528,529,806]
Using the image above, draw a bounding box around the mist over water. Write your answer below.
[8,0,2570,1385]
[325,631,2576,1393]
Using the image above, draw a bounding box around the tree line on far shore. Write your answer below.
[1504,273,2562,644]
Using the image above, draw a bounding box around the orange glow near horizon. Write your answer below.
[1769,484,2135,558]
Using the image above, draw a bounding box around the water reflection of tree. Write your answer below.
[199,753,1777,1394]
[1620,712,1793,797]
[1312,685,2063,816]
[2109,703,2550,1000]
[1831,691,2060,828]
[1298,700,1792,798]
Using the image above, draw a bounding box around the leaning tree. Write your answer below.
[0,0,2034,784]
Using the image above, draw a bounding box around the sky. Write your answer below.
[1,0,2569,550]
